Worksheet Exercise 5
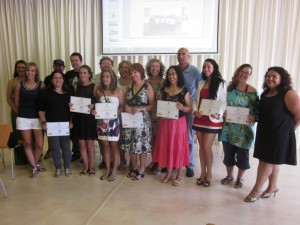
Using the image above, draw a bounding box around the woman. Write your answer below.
[14,62,46,178]
[145,58,165,174]
[220,64,259,188]
[6,60,27,164]
[244,67,300,202]
[95,69,124,181]
[192,58,226,187]
[117,60,132,170]
[122,63,154,180]
[153,65,191,186]
[38,71,73,177]
[71,65,98,176]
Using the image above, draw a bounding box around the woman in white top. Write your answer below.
[95,69,124,181]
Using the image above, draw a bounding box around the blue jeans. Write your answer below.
[48,136,71,169]
[186,111,195,169]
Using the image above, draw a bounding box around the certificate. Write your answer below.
[157,100,179,119]
[226,106,249,125]
[95,103,118,119]
[121,112,143,128]
[46,122,70,137]
[199,99,222,116]
[70,96,91,114]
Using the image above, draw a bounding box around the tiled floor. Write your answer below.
[0,142,299,225]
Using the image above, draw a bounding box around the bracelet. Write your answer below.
[41,121,46,125]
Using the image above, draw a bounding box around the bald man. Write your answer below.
[177,47,202,177]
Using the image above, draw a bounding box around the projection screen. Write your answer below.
[102,0,219,54]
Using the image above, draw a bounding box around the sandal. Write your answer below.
[127,169,136,178]
[234,178,244,189]
[80,169,88,176]
[203,180,211,187]
[161,174,172,183]
[108,173,117,182]
[100,173,109,180]
[173,177,181,186]
[89,168,95,176]
[196,177,205,185]
[221,176,234,185]
[29,167,38,178]
[132,171,145,180]
[37,164,47,172]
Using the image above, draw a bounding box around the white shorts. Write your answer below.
[16,117,42,130]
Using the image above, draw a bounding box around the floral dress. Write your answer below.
[97,95,120,141]
[121,83,152,154]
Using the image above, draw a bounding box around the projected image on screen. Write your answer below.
[102,0,219,54]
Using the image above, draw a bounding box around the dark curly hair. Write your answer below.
[262,66,292,94]
[201,58,225,99]
[164,65,185,88]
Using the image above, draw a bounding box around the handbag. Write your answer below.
[7,132,18,148]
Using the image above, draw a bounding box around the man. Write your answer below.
[44,59,65,88]
[64,52,83,161]
[177,47,202,177]
[43,59,66,160]
[94,56,114,169]
[92,56,114,87]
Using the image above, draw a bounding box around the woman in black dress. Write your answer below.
[244,67,300,202]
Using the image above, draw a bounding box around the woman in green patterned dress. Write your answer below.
[220,64,259,188]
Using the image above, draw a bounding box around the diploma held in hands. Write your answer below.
[95,103,118,119]
[199,99,222,116]
[226,106,249,125]
[70,96,91,114]
[121,112,143,128]
[47,122,70,137]
[157,100,179,119]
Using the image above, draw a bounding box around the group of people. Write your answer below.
[6,47,300,202]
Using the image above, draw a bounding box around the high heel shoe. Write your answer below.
[261,189,279,198]
[244,194,260,202]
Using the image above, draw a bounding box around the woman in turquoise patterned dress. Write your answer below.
[145,58,165,173]
[122,63,154,180]
[220,64,259,188]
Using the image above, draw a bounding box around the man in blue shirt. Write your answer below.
[177,47,202,177]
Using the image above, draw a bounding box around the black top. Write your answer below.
[253,90,297,165]
[161,87,189,118]
[18,81,42,118]
[38,89,71,122]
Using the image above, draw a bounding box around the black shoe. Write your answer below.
[98,161,106,169]
[186,168,194,177]
[71,153,80,162]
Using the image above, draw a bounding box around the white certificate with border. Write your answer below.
[70,96,91,114]
[157,100,179,119]
[199,99,222,116]
[121,112,143,128]
[95,103,118,119]
[46,122,70,137]
[226,106,249,125]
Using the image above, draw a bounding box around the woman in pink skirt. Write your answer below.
[153,65,192,186]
